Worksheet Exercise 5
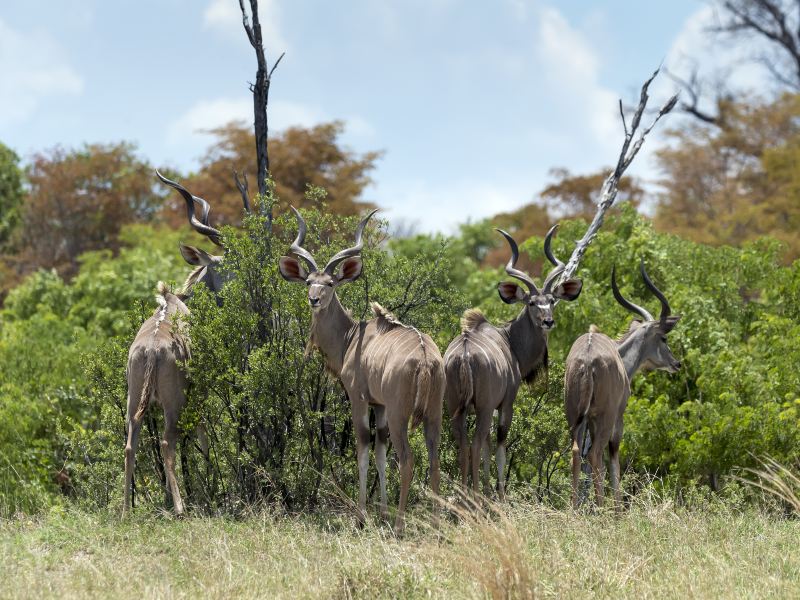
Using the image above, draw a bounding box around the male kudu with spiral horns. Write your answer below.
[443,226,583,498]
[564,260,681,509]
[279,208,445,534]
[123,172,249,516]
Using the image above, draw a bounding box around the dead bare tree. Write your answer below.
[556,69,678,288]
[239,0,285,224]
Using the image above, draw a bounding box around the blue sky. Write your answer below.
[1,1,737,232]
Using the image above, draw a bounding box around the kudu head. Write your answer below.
[279,207,378,311]
[612,260,681,373]
[495,225,583,331]
[156,171,247,300]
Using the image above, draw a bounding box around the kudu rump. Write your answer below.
[564,261,680,509]
[443,227,582,497]
[123,172,247,516]
[279,208,445,533]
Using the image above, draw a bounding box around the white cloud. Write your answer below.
[0,18,83,129]
[533,7,618,147]
[376,178,534,235]
[203,0,288,54]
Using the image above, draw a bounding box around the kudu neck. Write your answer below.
[616,327,648,380]
[309,293,356,376]
[505,308,547,380]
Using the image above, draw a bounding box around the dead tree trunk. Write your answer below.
[239,0,284,226]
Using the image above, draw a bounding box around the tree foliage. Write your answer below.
[655,93,800,260]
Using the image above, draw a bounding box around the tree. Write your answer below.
[0,142,24,249]
[17,143,163,278]
[654,93,800,259]
[161,121,380,228]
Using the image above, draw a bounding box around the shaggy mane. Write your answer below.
[616,320,642,344]
[371,302,406,332]
[460,308,487,332]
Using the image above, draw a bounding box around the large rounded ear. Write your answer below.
[279,256,308,283]
[336,256,363,284]
[497,281,526,304]
[180,244,216,267]
[661,315,681,333]
[553,278,583,301]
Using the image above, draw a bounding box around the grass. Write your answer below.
[0,497,798,599]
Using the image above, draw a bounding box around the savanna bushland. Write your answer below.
[4,0,800,595]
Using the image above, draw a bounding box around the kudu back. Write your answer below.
[279,208,445,534]
[443,226,582,498]
[564,260,681,509]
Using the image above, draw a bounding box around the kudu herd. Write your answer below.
[124,173,682,524]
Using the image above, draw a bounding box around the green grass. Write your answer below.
[0,499,798,599]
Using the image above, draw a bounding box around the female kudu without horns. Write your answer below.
[279,208,445,533]
[444,226,583,498]
[565,260,680,509]
[124,172,247,516]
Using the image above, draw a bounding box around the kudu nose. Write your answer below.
[309,297,320,306]
[543,319,555,329]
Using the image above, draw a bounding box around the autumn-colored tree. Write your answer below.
[655,93,800,259]
[0,142,24,249]
[18,142,163,278]
[162,121,381,227]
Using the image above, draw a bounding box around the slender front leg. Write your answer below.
[571,433,582,509]
[374,405,390,522]
[609,419,624,512]
[351,401,371,526]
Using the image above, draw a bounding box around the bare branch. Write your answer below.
[238,0,285,228]
[556,68,678,293]
[233,169,251,214]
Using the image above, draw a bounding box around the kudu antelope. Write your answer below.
[564,260,680,509]
[443,227,582,498]
[123,172,245,515]
[279,208,445,533]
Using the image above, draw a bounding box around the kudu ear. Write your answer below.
[552,278,583,302]
[660,315,681,333]
[279,256,308,283]
[497,281,526,304]
[336,257,363,284]
[180,244,215,267]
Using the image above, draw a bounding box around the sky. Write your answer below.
[0,1,757,233]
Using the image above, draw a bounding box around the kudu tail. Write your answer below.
[452,354,473,419]
[569,368,594,460]
[411,359,445,430]
[133,350,158,421]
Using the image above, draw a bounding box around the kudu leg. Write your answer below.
[123,406,144,515]
[389,421,413,535]
[471,410,493,498]
[374,405,390,522]
[451,412,469,490]
[496,402,513,500]
[162,413,184,516]
[423,411,442,525]
[352,403,370,526]
[609,423,623,511]
[587,441,606,508]
[570,434,582,509]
